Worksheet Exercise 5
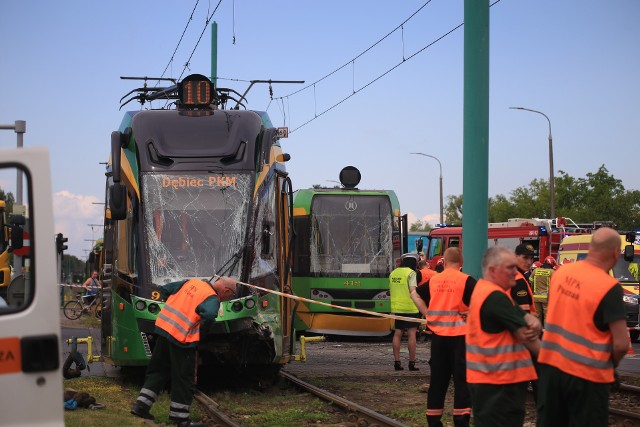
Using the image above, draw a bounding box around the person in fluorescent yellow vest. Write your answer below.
[389,253,421,371]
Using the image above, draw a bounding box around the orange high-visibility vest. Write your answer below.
[514,270,536,315]
[417,267,436,286]
[425,269,470,336]
[466,279,537,384]
[539,261,619,383]
[155,279,217,344]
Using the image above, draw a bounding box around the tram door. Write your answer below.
[0,148,63,426]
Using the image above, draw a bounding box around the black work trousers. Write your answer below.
[426,334,471,427]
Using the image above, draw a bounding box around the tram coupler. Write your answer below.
[292,335,326,362]
[66,336,101,364]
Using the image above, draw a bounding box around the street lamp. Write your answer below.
[411,152,443,224]
[509,107,555,220]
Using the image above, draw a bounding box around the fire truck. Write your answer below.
[424,217,604,268]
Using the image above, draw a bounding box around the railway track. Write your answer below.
[609,382,640,425]
[194,372,411,427]
[280,371,410,427]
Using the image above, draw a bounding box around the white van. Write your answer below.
[0,147,63,426]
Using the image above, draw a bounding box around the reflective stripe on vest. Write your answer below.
[389,267,418,314]
[531,267,553,300]
[466,279,537,384]
[155,279,217,344]
[538,261,618,383]
[425,269,470,336]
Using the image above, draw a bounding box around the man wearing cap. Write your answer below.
[131,276,237,426]
[512,244,537,316]
[389,254,421,371]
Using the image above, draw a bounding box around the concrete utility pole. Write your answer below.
[411,153,444,224]
[510,107,555,220]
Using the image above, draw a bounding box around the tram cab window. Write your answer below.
[0,165,33,313]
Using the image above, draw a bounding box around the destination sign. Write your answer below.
[162,175,237,190]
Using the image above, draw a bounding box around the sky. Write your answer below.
[1,0,638,259]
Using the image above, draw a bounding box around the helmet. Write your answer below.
[544,256,557,267]
[532,261,543,269]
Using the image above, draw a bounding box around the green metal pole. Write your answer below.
[461,0,490,279]
[211,21,218,87]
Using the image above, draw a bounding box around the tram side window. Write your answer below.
[0,165,33,312]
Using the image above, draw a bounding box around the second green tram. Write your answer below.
[292,167,405,336]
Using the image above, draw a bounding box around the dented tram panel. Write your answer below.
[100,75,295,372]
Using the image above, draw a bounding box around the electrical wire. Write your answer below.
[279,0,502,134]
[158,0,201,84]
[178,0,224,81]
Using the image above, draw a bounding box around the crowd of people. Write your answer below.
[389,227,629,427]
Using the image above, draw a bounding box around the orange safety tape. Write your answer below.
[209,275,426,324]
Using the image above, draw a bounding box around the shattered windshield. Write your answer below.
[141,172,251,286]
[309,195,394,277]
[613,254,640,283]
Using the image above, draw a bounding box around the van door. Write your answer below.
[0,147,63,426]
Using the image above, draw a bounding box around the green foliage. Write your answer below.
[444,165,640,229]
[0,187,15,212]
[443,194,463,224]
[410,219,432,232]
[62,254,87,283]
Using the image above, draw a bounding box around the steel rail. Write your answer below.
[193,390,242,427]
[281,370,410,427]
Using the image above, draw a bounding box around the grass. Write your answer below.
[63,376,204,427]
[211,388,336,427]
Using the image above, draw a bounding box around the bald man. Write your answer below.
[132,276,237,426]
[537,227,629,426]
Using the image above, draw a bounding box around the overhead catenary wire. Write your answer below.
[272,0,503,134]
[158,0,201,85]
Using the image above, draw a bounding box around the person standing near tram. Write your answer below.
[82,270,100,309]
[411,247,476,427]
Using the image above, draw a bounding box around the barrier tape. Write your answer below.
[209,274,428,325]
[59,277,432,325]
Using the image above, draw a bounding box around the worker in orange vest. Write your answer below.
[131,276,237,426]
[466,246,541,427]
[537,227,629,426]
[411,247,476,427]
[417,258,437,286]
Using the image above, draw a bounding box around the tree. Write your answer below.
[410,219,432,232]
[444,166,640,229]
[0,187,15,212]
[443,194,463,225]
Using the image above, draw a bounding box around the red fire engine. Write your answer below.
[424,217,600,268]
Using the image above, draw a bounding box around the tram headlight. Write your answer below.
[311,289,333,300]
[231,301,244,312]
[244,298,256,309]
[373,291,390,301]
[148,303,160,314]
[135,300,147,311]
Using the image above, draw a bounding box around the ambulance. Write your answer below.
[558,233,640,341]
[0,147,63,426]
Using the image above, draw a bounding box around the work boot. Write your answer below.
[130,402,154,421]
[394,361,404,371]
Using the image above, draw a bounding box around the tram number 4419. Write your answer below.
[277,127,289,138]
